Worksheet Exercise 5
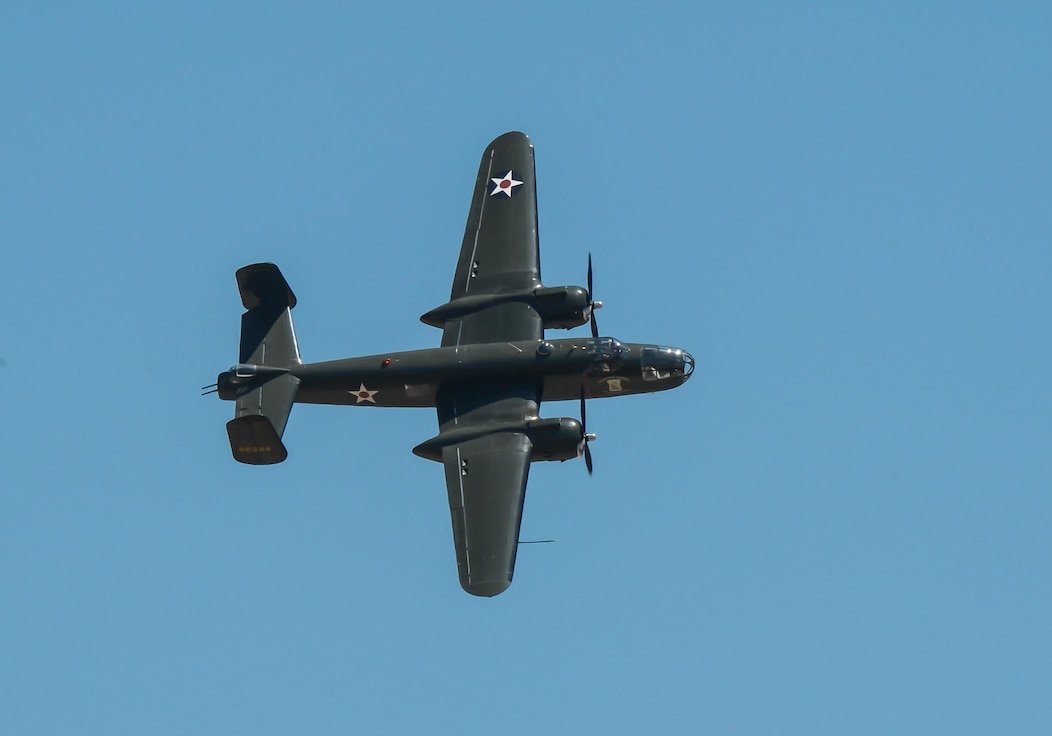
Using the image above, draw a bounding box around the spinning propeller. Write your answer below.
[579,386,597,475]
[578,253,605,473]
[586,253,603,339]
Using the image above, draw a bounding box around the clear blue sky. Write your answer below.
[2,3,1049,734]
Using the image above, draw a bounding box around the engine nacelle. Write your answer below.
[532,285,591,330]
[525,417,584,462]
[419,285,591,331]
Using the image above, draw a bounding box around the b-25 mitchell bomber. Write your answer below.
[209,132,694,596]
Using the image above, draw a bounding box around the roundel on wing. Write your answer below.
[490,170,524,197]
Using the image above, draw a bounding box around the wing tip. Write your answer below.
[462,579,512,597]
[488,131,532,149]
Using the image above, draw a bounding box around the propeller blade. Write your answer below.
[587,252,594,297]
[587,253,600,338]
[579,386,594,475]
[580,386,587,432]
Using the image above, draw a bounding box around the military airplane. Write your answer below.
[209,132,694,596]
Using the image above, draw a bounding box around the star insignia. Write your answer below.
[350,383,379,404]
[490,170,524,197]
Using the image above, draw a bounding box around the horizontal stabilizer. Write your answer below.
[227,415,288,465]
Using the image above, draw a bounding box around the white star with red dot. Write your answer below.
[490,170,524,197]
[350,383,379,404]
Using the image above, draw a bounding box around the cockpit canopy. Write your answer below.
[642,346,694,381]
[586,337,627,361]
[585,337,628,375]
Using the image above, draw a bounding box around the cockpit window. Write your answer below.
[585,338,627,375]
[586,338,626,361]
[642,346,683,381]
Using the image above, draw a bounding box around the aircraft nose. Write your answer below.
[682,351,695,379]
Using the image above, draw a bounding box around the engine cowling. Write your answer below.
[532,286,591,330]
[525,417,584,462]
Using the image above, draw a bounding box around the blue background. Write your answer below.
[2,3,1049,733]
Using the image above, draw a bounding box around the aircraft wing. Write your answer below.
[436,379,541,596]
[431,132,546,595]
[442,131,542,347]
[442,433,531,597]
